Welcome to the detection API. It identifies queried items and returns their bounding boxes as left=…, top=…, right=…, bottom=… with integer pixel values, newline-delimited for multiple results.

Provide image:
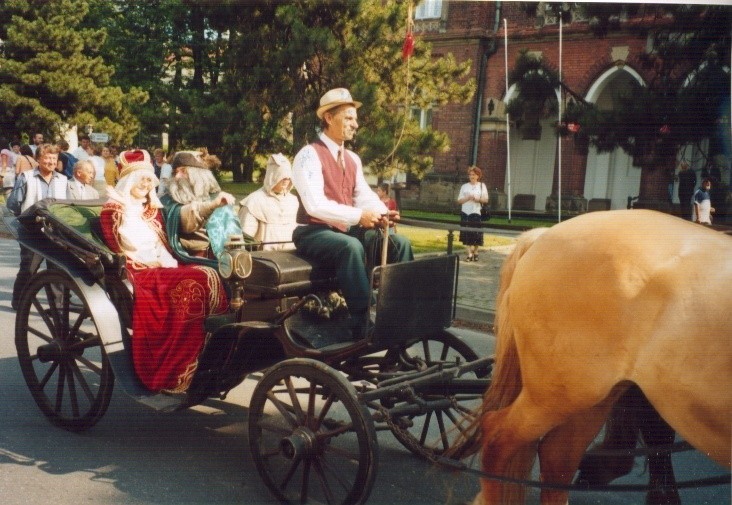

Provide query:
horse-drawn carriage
left=4, top=198, right=492, bottom=505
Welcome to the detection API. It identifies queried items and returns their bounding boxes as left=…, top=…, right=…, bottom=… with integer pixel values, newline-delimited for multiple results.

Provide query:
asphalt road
left=0, top=236, right=729, bottom=504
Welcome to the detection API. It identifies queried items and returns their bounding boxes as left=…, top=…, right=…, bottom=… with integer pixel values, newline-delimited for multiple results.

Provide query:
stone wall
left=398, top=176, right=510, bottom=214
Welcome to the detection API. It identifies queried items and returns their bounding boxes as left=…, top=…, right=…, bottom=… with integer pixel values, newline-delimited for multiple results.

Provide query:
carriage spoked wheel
left=383, top=330, right=490, bottom=461
left=15, top=270, right=114, bottom=431
left=249, top=358, right=378, bottom=505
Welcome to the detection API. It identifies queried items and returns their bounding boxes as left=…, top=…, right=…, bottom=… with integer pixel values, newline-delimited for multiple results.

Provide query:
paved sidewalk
left=451, top=244, right=513, bottom=329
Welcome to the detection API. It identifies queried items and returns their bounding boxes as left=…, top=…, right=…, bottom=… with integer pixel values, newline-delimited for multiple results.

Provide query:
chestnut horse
left=471, top=210, right=731, bottom=505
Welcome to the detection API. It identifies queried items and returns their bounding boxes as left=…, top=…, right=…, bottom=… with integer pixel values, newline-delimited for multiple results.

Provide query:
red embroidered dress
left=100, top=201, right=227, bottom=392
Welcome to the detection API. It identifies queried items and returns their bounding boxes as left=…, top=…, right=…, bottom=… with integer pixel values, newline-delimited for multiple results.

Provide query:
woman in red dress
left=100, top=149, right=227, bottom=392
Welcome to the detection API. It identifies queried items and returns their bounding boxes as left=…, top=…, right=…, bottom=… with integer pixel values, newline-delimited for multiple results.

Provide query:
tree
left=281, top=0, right=476, bottom=182
left=177, top=0, right=476, bottom=182
left=509, top=3, right=731, bottom=171
left=0, top=0, right=146, bottom=145
left=87, top=0, right=200, bottom=149
left=91, top=0, right=475, bottom=182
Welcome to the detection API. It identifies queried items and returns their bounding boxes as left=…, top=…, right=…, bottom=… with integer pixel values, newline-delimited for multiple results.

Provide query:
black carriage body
left=7, top=199, right=465, bottom=401
left=7, top=199, right=492, bottom=505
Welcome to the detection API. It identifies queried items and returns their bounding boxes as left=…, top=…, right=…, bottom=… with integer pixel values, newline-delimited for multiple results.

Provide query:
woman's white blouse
left=458, top=182, right=487, bottom=215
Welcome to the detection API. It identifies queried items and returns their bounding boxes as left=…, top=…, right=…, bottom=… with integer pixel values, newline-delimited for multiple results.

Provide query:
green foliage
left=0, top=0, right=146, bottom=144
left=505, top=50, right=560, bottom=138
left=88, top=0, right=474, bottom=182
left=342, top=2, right=475, bottom=181
left=513, top=4, right=731, bottom=169
left=87, top=0, right=204, bottom=149
left=3, top=0, right=475, bottom=179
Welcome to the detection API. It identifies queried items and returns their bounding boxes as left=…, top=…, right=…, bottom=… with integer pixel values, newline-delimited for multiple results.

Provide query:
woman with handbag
left=456, top=166, right=489, bottom=262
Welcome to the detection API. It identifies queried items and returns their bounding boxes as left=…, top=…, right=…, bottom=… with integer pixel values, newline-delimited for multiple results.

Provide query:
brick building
left=406, top=1, right=731, bottom=218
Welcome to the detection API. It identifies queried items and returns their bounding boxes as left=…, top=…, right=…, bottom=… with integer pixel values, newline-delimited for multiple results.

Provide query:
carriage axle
left=36, top=341, right=81, bottom=362
left=280, top=427, right=319, bottom=460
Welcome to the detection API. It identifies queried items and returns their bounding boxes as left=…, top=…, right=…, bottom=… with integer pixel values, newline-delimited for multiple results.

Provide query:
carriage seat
left=244, top=250, right=336, bottom=298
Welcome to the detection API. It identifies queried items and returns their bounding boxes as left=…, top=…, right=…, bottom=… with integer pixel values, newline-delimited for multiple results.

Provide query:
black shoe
left=473, top=255, right=479, bottom=262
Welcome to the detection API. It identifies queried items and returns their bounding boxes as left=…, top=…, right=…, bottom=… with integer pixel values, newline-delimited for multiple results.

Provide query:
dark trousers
left=13, top=245, right=39, bottom=309
left=293, top=225, right=413, bottom=316
left=679, top=192, right=693, bottom=221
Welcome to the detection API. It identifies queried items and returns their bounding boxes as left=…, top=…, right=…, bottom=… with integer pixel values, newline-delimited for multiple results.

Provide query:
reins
left=432, top=453, right=731, bottom=493
left=375, top=397, right=731, bottom=494
left=584, top=440, right=692, bottom=458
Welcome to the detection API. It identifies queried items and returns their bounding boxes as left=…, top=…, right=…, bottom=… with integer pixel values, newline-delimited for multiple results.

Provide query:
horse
left=464, top=209, right=731, bottom=505
left=576, top=385, right=680, bottom=505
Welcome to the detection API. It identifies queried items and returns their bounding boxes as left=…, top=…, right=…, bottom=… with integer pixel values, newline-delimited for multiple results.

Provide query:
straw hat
left=316, top=88, right=362, bottom=119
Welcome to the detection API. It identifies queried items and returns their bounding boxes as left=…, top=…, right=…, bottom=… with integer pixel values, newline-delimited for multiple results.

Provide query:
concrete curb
left=455, top=305, right=494, bottom=328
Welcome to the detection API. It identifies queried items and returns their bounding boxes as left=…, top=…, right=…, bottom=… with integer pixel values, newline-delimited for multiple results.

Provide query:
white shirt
left=292, top=133, right=386, bottom=228
left=90, top=156, right=105, bottom=181
left=71, top=146, right=90, bottom=161
left=459, top=182, right=488, bottom=215
left=157, top=162, right=173, bottom=196
left=1, top=148, right=17, bottom=168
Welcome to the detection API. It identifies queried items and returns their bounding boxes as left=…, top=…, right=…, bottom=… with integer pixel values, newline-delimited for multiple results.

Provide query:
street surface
left=0, top=236, right=729, bottom=504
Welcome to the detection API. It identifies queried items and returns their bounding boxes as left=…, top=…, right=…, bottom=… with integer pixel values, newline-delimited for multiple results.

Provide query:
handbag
left=480, top=185, right=491, bottom=221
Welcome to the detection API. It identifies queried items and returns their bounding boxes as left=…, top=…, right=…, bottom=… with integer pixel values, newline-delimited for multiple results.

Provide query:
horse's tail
left=485, top=227, right=546, bottom=409
left=448, top=227, right=548, bottom=459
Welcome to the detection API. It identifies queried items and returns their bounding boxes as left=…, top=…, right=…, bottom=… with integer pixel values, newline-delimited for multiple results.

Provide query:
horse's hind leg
left=638, top=400, right=680, bottom=505
left=576, top=387, right=641, bottom=485
left=538, top=401, right=616, bottom=505
left=480, top=404, right=544, bottom=505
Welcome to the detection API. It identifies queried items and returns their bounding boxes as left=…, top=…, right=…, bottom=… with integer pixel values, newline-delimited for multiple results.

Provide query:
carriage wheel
left=249, top=358, right=378, bottom=505
left=15, top=270, right=114, bottom=431
left=384, top=330, right=488, bottom=460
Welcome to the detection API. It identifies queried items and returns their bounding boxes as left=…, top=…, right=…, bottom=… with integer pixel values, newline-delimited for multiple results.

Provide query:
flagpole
left=558, top=17, right=563, bottom=223
left=504, top=18, right=512, bottom=223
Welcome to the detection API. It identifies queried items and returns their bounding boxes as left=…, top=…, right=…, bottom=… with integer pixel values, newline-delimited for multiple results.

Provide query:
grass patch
left=402, top=209, right=554, bottom=229
left=220, top=181, right=258, bottom=199
left=397, top=224, right=514, bottom=255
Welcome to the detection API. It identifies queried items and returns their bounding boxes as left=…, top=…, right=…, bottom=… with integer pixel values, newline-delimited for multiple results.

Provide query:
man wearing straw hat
left=292, top=87, right=413, bottom=339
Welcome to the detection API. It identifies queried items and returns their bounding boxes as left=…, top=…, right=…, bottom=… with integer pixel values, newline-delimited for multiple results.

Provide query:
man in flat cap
left=292, top=88, right=413, bottom=339
left=161, top=150, right=241, bottom=264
